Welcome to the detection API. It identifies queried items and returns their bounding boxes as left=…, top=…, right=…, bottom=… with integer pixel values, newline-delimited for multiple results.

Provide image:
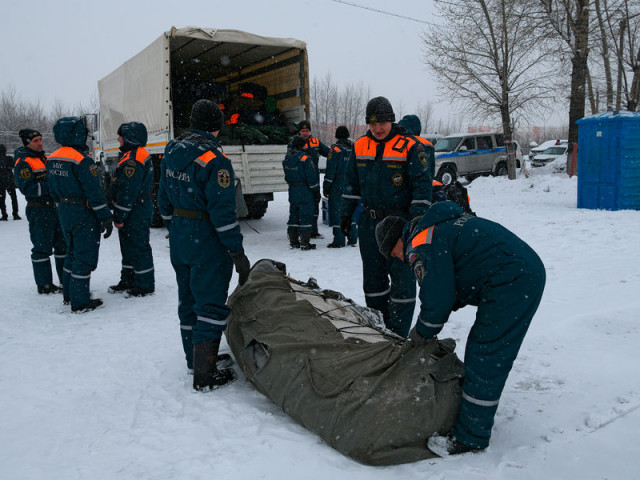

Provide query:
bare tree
left=422, top=0, right=557, bottom=179
left=538, top=0, right=591, bottom=171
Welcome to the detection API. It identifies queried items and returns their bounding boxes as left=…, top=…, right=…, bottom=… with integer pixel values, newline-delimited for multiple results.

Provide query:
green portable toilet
left=576, top=111, right=640, bottom=210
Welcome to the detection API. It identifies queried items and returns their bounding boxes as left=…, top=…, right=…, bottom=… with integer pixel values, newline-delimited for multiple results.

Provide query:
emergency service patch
left=414, top=261, right=425, bottom=285
left=124, top=166, right=135, bottom=178
left=391, top=172, right=404, bottom=187
left=419, top=150, right=428, bottom=168
left=20, top=168, right=32, bottom=180
left=217, top=169, right=231, bottom=188
left=89, top=165, right=99, bottom=177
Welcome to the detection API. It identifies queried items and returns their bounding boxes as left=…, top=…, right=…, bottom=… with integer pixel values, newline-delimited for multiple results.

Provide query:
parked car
left=531, top=144, right=569, bottom=167
left=433, top=132, right=519, bottom=184
left=528, top=139, right=568, bottom=161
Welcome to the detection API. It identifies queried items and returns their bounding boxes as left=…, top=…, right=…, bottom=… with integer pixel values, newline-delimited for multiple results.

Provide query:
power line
left=332, top=0, right=434, bottom=26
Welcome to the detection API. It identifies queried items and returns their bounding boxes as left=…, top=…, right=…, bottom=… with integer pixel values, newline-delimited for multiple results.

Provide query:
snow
left=2, top=168, right=640, bottom=480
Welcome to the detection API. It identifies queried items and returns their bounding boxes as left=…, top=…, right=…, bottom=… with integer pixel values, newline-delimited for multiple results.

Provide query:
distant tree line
left=0, top=86, right=96, bottom=155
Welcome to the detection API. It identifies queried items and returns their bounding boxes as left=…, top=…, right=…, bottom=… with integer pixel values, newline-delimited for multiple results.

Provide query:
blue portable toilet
left=576, top=111, right=640, bottom=210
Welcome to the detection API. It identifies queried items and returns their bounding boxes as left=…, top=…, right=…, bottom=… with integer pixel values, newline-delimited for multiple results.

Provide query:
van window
left=494, top=134, right=505, bottom=147
left=460, top=137, right=475, bottom=151
left=476, top=136, right=492, bottom=150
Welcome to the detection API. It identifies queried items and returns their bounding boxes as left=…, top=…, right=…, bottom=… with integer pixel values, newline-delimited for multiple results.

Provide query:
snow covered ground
left=2, top=164, right=639, bottom=479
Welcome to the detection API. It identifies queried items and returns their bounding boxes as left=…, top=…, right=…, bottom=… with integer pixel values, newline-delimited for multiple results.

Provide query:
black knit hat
left=335, top=126, right=350, bottom=139
left=375, top=216, right=408, bottom=258
left=365, top=96, right=395, bottom=124
left=297, top=120, right=311, bottom=131
left=290, top=134, right=307, bottom=149
left=19, top=128, right=42, bottom=146
left=190, top=99, right=224, bottom=132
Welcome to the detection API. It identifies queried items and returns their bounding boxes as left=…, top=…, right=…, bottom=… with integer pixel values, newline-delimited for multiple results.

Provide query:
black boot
left=299, top=231, right=316, bottom=250
left=287, top=229, right=300, bottom=248
left=124, top=286, right=155, bottom=297
left=108, top=281, right=133, bottom=293
left=0, top=214, right=7, bottom=221
left=38, top=284, right=63, bottom=294
left=71, top=298, right=104, bottom=313
left=193, top=338, right=235, bottom=391
left=13, top=214, right=21, bottom=220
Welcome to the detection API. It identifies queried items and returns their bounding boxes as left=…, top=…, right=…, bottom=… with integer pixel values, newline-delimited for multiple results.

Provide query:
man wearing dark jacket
left=289, top=120, right=329, bottom=239
left=283, top=134, right=320, bottom=250
left=13, top=130, right=66, bottom=293
left=322, top=126, right=356, bottom=248
left=0, top=143, right=21, bottom=220
left=340, top=96, right=433, bottom=337
left=108, top=122, right=155, bottom=297
left=158, top=99, right=250, bottom=391
left=47, top=117, right=113, bottom=313
left=375, top=202, right=546, bottom=455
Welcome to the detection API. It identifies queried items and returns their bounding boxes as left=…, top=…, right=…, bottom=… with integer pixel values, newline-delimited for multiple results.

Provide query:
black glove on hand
left=323, top=189, right=329, bottom=198
left=100, top=218, right=113, bottom=239
left=408, top=327, right=435, bottom=345
left=230, top=251, right=250, bottom=286
left=340, top=216, right=352, bottom=237
left=313, top=190, right=321, bottom=202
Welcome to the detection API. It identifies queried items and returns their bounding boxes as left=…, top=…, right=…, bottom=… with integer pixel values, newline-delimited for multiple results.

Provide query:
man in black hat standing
left=158, top=99, right=250, bottom=392
left=0, top=143, right=20, bottom=220
left=289, top=120, right=329, bottom=239
left=323, top=126, right=356, bottom=248
left=13, top=130, right=66, bottom=294
left=340, top=96, right=433, bottom=337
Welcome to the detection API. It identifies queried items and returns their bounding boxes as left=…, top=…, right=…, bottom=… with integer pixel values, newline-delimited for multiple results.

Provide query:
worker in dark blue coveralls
left=289, top=120, right=329, bottom=239
left=322, top=126, right=357, bottom=248
left=47, top=117, right=113, bottom=313
left=158, top=99, right=250, bottom=392
left=375, top=203, right=545, bottom=455
left=0, top=144, right=20, bottom=220
left=283, top=134, right=319, bottom=250
left=13, top=130, right=66, bottom=294
left=108, top=122, right=155, bottom=297
left=340, top=96, right=432, bottom=337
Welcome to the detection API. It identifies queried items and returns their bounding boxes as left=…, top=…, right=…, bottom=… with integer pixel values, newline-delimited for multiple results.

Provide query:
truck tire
left=435, top=164, right=457, bottom=185
left=242, top=195, right=269, bottom=219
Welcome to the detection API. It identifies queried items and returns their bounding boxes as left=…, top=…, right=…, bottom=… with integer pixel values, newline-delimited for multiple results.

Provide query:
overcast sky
left=1, top=0, right=567, bottom=129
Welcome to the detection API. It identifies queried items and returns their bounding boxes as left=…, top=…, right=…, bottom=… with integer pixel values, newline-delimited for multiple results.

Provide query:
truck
left=95, top=26, right=310, bottom=224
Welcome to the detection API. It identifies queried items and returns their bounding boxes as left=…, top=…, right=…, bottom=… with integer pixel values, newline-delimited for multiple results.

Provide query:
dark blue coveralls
left=111, top=122, right=154, bottom=291
left=283, top=146, right=319, bottom=247
left=404, top=201, right=546, bottom=449
left=288, top=135, right=329, bottom=236
left=341, top=124, right=433, bottom=337
left=14, top=145, right=66, bottom=288
left=46, top=118, right=113, bottom=308
left=158, top=129, right=244, bottom=369
left=322, top=139, right=357, bottom=246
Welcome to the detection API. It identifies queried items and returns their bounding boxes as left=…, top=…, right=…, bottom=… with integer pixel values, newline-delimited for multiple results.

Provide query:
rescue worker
left=322, top=126, right=357, bottom=248
left=289, top=120, right=329, bottom=239
left=340, top=96, right=432, bottom=337
left=157, top=99, right=250, bottom=391
left=375, top=204, right=546, bottom=455
left=13, top=130, right=66, bottom=293
left=283, top=134, right=319, bottom=250
left=397, top=114, right=435, bottom=177
left=0, top=143, right=20, bottom=220
left=108, top=122, right=155, bottom=297
left=47, top=117, right=113, bottom=313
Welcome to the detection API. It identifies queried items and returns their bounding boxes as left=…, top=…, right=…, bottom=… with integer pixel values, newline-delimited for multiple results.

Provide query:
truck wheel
left=435, top=165, right=457, bottom=185
left=243, top=196, right=269, bottom=219
left=493, top=161, right=508, bottom=177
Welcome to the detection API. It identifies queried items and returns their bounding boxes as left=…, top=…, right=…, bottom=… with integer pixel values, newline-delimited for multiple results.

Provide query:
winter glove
left=340, top=216, right=352, bottom=237
left=313, top=190, right=321, bottom=202
left=323, top=189, right=329, bottom=198
left=100, top=218, right=113, bottom=239
left=408, top=327, right=435, bottom=345
left=230, top=251, right=251, bottom=286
